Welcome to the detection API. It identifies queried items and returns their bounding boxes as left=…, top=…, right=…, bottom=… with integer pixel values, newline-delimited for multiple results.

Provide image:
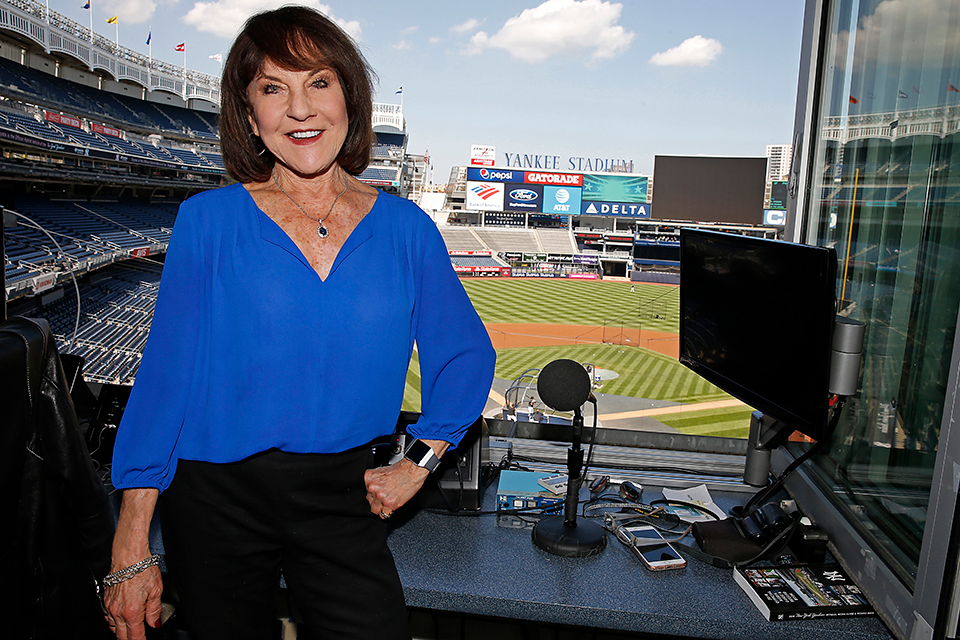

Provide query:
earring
left=250, top=132, right=269, bottom=157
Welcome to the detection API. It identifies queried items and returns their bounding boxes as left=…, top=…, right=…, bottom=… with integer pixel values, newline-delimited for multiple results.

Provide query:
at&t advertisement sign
left=542, top=187, right=582, bottom=214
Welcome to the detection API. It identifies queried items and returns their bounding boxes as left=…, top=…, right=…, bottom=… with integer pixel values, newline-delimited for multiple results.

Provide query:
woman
left=103, top=7, right=495, bottom=640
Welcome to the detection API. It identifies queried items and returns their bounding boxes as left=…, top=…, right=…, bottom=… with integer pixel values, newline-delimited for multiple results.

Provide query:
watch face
left=405, top=440, right=439, bottom=472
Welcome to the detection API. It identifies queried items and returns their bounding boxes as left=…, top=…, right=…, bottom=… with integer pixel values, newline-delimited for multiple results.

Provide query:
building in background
left=765, top=143, right=793, bottom=180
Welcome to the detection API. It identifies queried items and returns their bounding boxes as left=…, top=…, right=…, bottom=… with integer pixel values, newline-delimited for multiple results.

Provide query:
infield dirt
left=485, top=323, right=679, bottom=359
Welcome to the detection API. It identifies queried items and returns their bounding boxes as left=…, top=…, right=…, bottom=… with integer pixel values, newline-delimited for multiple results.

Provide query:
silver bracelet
left=103, top=554, right=161, bottom=587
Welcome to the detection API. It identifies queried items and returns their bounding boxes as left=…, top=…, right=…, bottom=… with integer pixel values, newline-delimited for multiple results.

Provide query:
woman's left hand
left=364, top=439, right=448, bottom=519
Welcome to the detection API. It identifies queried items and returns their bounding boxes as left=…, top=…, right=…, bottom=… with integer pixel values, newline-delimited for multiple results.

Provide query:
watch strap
left=404, top=439, right=441, bottom=473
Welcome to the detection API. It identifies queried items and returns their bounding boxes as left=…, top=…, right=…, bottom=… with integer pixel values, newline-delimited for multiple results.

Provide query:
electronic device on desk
left=496, top=470, right=565, bottom=511
left=678, top=229, right=865, bottom=567
left=679, top=228, right=841, bottom=453
left=622, top=525, right=687, bottom=571
left=384, top=412, right=487, bottom=511
left=86, top=383, right=133, bottom=467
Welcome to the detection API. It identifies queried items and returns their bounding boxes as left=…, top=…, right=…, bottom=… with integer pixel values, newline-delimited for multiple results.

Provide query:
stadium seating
left=473, top=228, right=539, bottom=253
left=450, top=256, right=503, bottom=268
left=536, top=228, right=577, bottom=253
left=359, top=166, right=400, bottom=183
left=1, top=109, right=73, bottom=142
left=438, top=227, right=486, bottom=251
left=19, top=261, right=161, bottom=384
left=0, top=57, right=219, bottom=139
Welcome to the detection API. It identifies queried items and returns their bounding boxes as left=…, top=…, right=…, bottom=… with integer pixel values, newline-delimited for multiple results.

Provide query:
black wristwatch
left=404, top=439, right=441, bottom=473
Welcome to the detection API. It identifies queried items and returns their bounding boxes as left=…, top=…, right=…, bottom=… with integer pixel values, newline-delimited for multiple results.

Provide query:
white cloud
left=463, top=0, right=634, bottom=63
left=101, top=0, right=158, bottom=25
left=182, top=1, right=361, bottom=42
left=392, top=40, right=412, bottom=51
left=450, top=18, right=482, bottom=34
left=842, top=0, right=956, bottom=66
left=649, top=35, right=722, bottom=67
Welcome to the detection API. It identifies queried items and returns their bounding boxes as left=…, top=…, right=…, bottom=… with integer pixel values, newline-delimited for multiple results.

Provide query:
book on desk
left=733, top=563, right=875, bottom=621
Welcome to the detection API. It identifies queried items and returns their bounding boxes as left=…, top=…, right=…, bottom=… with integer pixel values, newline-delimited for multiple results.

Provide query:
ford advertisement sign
left=504, top=183, right=543, bottom=212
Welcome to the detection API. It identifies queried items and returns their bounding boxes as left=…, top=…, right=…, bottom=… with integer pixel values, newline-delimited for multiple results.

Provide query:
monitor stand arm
left=743, top=411, right=794, bottom=487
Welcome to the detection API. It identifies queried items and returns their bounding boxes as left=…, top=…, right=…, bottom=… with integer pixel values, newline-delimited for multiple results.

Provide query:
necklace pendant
left=317, top=224, right=329, bottom=238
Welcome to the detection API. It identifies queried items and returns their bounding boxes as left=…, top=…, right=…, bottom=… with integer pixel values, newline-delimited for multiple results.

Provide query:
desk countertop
left=387, top=482, right=895, bottom=640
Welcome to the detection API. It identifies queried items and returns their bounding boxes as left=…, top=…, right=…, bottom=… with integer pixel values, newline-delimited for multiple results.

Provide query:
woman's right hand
left=107, top=488, right=163, bottom=639
left=104, top=566, right=163, bottom=640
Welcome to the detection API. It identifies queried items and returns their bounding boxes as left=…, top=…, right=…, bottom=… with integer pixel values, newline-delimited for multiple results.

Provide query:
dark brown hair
left=220, top=5, right=376, bottom=183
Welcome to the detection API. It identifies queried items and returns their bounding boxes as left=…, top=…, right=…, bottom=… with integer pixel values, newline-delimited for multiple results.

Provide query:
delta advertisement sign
left=581, top=202, right=653, bottom=218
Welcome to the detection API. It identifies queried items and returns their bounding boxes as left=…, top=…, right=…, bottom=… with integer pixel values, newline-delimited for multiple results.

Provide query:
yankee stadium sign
left=503, top=152, right=635, bottom=174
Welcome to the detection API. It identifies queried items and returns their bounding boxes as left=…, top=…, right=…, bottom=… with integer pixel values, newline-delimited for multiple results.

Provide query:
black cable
left=741, top=397, right=846, bottom=516
left=580, top=396, right=599, bottom=483
left=649, top=499, right=721, bottom=521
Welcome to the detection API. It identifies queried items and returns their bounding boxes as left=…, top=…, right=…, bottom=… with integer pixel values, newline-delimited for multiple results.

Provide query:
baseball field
left=402, top=277, right=752, bottom=439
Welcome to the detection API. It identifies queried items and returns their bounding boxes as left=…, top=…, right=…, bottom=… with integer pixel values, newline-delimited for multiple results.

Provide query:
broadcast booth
left=4, top=0, right=960, bottom=637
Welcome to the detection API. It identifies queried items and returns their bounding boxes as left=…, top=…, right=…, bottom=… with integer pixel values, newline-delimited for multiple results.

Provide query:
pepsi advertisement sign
left=542, top=186, right=582, bottom=215
left=504, top=183, right=543, bottom=212
left=467, top=167, right=524, bottom=182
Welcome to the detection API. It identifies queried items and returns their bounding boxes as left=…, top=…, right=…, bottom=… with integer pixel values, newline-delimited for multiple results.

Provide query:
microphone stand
left=563, top=407, right=586, bottom=526
left=532, top=405, right=607, bottom=557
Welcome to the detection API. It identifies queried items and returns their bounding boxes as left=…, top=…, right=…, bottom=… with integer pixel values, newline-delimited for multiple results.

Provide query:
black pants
left=161, top=448, right=410, bottom=640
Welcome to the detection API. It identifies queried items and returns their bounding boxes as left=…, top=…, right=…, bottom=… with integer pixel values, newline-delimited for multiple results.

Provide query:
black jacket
left=0, top=316, right=114, bottom=639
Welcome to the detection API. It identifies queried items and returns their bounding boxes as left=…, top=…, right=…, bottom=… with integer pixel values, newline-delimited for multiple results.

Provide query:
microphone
left=537, top=359, right=592, bottom=412
left=531, top=359, right=606, bottom=558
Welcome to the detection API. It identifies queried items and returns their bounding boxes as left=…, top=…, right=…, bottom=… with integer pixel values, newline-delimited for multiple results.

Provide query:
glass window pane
left=802, top=0, right=960, bottom=588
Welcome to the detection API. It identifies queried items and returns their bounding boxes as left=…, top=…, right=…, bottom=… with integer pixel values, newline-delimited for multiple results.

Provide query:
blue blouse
left=111, top=183, right=496, bottom=492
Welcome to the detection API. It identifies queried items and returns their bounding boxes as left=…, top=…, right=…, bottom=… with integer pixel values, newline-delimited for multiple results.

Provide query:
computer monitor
left=678, top=229, right=838, bottom=442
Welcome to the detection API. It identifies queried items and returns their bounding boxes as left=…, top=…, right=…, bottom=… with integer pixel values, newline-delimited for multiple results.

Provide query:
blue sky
left=54, top=0, right=806, bottom=182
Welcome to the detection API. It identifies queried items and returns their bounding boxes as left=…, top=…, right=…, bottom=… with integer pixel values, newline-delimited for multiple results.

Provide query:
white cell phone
left=624, top=525, right=687, bottom=571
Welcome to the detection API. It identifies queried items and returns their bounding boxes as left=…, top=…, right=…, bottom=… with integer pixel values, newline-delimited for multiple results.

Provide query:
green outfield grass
left=460, top=278, right=680, bottom=333
left=493, top=343, right=726, bottom=403
left=402, top=277, right=751, bottom=439
left=657, top=405, right=756, bottom=439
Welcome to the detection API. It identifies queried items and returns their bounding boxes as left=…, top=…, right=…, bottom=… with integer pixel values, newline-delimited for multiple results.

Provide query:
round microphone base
left=532, top=516, right=607, bottom=558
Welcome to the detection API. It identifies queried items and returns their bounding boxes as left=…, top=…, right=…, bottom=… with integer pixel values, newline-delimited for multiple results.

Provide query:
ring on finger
left=380, top=510, right=392, bottom=519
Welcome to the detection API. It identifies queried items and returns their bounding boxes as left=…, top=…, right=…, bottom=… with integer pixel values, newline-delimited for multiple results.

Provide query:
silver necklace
left=272, top=172, right=348, bottom=239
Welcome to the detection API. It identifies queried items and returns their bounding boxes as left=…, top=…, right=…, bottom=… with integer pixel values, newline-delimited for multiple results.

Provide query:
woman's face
left=246, top=59, right=349, bottom=180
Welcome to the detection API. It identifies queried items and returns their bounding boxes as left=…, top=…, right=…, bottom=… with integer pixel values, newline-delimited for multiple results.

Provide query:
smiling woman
left=218, top=6, right=375, bottom=183
left=103, top=6, right=495, bottom=640
left=245, top=63, right=349, bottom=182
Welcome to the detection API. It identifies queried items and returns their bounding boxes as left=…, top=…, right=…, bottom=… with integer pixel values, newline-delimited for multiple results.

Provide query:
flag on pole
left=395, top=87, right=403, bottom=95
left=175, top=43, right=185, bottom=51
left=209, top=53, right=222, bottom=62
left=146, top=31, right=151, bottom=45
left=849, top=95, right=858, bottom=104
left=82, top=2, right=90, bottom=8
left=106, top=15, right=118, bottom=24
left=898, top=90, right=908, bottom=98
left=950, top=83, right=959, bottom=93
